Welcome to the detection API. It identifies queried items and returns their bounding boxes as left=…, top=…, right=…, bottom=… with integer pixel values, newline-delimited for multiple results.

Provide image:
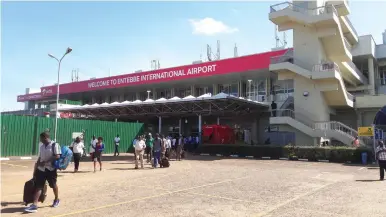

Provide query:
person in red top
left=352, top=136, right=360, bottom=147
left=92, top=137, right=105, bottom=173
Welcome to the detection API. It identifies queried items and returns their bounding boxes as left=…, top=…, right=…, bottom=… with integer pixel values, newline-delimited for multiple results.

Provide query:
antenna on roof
left=207, top=45, right=212, bottom=61
left=234, top=43, right=238, bottom=57
left=151, top=60, right=160, bottom=70
left=216, top=40, right=220, bottom=60
left=207, top=40, right=220, bottom=61
left=275, top=25, right=280, bottom=48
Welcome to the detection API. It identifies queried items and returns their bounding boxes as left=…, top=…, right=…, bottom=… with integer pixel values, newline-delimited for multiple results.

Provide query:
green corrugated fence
left=1, top=115, right=143, bottom=157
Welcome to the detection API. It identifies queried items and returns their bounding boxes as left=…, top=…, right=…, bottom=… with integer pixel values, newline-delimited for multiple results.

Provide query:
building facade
left=13, top=0, right=386, bottom=146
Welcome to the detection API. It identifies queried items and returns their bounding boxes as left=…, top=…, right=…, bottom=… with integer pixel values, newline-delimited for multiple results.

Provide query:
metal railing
left=270, top=1, right=338, bottom=16
left=272, top=109, right=373, bottom=146
left=271, top=109, right=316, bottom=129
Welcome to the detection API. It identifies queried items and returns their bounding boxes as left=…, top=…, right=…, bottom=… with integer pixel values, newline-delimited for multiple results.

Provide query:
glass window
left=379, top=66, right=386, bottom=86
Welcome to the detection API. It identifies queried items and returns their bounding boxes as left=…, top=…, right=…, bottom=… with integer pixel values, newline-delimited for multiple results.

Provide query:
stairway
left=270, top=109, right=371, bottom=146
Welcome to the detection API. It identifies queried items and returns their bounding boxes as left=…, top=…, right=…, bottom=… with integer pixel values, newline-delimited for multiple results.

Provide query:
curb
left=1, top=156, right=37, bottom=161
left=196, top=154, right=334, bottom=164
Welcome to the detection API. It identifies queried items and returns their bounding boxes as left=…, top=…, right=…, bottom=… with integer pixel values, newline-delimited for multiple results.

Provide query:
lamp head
left=65, top=47, right=72, bottom=54
left=48, top=53, right=55, bottom=59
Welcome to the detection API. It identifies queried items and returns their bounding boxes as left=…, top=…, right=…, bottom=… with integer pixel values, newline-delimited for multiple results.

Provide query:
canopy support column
left=158, top=116, right=162, bottom=134
left=217, top=117, right=220, bottom=125
left=179, top=119, right=182, bottom=135
left=198, top=114, right=202, bottom=144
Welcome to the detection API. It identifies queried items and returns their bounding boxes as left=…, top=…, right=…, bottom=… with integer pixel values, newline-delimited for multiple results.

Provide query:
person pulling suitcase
left=25, top=132, right=62, bottom=213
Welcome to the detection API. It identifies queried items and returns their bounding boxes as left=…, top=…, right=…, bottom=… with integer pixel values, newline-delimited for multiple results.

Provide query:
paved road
left=1, top=154, right=384, bottom=217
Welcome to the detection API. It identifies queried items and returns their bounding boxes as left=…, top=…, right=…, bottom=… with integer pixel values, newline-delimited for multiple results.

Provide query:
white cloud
left=189, top=18, right=239, bottom=36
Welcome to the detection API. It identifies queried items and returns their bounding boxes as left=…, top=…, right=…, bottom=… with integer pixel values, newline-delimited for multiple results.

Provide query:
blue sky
left=1, top=1, right=386, bottom=111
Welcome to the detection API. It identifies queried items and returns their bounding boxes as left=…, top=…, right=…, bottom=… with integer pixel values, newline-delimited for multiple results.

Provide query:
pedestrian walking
left=134, top=136, right=146, bottom=169
left=176, top=134, right=184, bottom=161
left=152, top=133, right=162, bottom=168
left=145, top=133, right=154, bottom=163
left=165, top=136, right=172, bottom=158
left=376, top=141, right=386, bottom=181
left=92, top=137, right=105, bottom=173
left=70, top=137, right=84, bottom=173
left=25, top=132, right=61, bottom=213
left=114, top=134, right=120, bottom=156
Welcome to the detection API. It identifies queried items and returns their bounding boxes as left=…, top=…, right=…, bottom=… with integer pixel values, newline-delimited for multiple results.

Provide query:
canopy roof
left=58, top=93, right=269, bottom=119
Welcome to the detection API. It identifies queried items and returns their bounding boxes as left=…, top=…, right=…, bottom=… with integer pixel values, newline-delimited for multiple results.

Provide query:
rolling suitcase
left=160, top=158, right=170, bottom=168
left=23, top=169, right=48, bottom=206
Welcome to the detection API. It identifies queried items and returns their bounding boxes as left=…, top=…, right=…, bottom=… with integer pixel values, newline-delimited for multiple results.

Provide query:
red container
left=202, top=125, right=235, bottom=144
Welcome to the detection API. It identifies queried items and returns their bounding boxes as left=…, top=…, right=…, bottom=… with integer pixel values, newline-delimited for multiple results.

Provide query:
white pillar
left=178, top=119, right=182, bottom=135
left=158, top=116, right=162, bottom=134
left=115, top=118, right=117, bottom=122
left=368, top=57, right=375, bottom=95
left=198, top=115, right=202, bottom=143
left=217, top=117, right=220, bottom=125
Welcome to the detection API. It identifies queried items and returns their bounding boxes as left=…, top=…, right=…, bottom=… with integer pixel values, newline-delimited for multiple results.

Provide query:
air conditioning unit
left=135, top=70, right=143, bottom=73
left=90, top=77, right=96, bottom=80
left=192, top=60, right=203, bottom=64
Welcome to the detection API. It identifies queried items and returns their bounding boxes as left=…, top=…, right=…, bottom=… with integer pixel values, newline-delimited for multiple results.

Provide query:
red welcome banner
left=17, top=93, right=47, bottom=102
left=17, top=49, right=289, bottom=101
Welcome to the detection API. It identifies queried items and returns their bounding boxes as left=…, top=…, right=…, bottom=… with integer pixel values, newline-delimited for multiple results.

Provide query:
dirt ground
left=1, top=154, right=385, bottom=217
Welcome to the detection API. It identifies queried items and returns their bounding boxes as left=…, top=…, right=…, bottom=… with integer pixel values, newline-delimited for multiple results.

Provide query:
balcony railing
left=270, top=1, right=338, bottom=16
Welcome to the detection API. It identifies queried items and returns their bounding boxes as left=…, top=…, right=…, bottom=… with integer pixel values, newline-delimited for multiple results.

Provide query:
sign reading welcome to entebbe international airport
left=87, top=64, right=217, bottom=89
left=15, top=49, right=290, bottom=101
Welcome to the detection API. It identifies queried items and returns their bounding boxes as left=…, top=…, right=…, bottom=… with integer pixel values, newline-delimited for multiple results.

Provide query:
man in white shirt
left=25, top=132, right=61, bottom=213
left=134, top=136, right=146, bottom=169
left=114, top=134, right=120, bottom=157
left=165, top=136, right=172, bottom=158
left=70, top=137, right=84, bottom=173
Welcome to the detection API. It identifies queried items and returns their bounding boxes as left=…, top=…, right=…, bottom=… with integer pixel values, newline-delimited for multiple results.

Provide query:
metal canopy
left=58, top=94, right=269, bottom=120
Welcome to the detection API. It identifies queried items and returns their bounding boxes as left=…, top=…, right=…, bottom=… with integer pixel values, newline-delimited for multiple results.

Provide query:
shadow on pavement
left=1, top=201, right=23, bottom=207
left=58, top=171, right=92, bottom=174
left=355, top=179, right=383, bottom=182
left=0, top=207, right=26, bottom=214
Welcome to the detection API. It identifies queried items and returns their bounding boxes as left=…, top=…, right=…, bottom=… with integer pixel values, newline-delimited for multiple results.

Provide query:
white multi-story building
left=268, top=0, right=386, bottom=145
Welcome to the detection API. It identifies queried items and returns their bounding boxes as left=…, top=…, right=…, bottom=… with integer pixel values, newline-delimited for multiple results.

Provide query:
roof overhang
left=58, top=93, right=269, bottom=120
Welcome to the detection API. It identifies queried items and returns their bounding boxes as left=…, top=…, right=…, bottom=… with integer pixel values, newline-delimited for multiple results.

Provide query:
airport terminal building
left=13, top=0, right=386, bottom=146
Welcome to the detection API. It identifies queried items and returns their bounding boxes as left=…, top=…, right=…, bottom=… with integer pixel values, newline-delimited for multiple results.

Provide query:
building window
left=246, top=79, right=267, bottom=101
left=219, top=83, right=238, bottom=97
left=176, top=87, right=191, bottom=98
left=379, top=66, right=386, bottom=86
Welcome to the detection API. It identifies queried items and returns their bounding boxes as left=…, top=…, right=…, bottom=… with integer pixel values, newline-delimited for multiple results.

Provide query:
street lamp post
left=48, top=47, right=72, bottom=142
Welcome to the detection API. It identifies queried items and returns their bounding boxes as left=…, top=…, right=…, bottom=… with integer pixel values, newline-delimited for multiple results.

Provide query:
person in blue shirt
left=92, top=137, right=105, bottom=173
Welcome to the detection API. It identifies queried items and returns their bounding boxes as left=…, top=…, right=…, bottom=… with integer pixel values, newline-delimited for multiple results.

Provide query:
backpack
left=52, top=143, right=73, bottom=170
